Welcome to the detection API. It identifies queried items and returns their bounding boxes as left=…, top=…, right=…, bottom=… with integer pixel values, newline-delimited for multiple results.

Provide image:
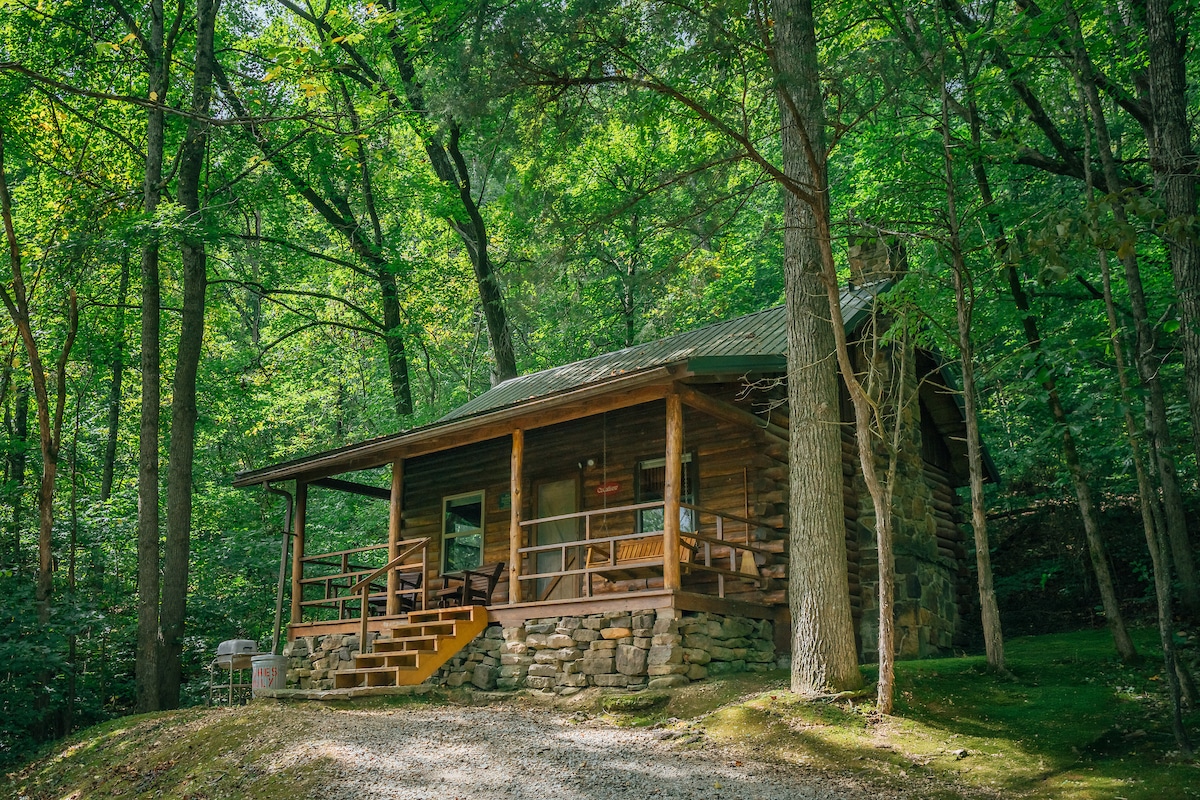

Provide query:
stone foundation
left=281, top=610, right=776, bottom=693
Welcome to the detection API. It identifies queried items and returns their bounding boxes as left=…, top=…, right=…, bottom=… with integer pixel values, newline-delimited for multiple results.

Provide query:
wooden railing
left=516, top=503, right=771, bottom=599
left=349, top=538, right=431, bottom=653
left=298, top=538, right=429, bottom=624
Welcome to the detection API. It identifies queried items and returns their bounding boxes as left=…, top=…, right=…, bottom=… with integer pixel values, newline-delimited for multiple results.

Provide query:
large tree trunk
left=1144, top=0, right=1200, bottom=470
left=135, top=0, right=167, bottom=714
left=159, top=0, right=220, bottom=710
left=101, top=254, right=130, bottom=502
left=773, top=0, right=862, bottom=696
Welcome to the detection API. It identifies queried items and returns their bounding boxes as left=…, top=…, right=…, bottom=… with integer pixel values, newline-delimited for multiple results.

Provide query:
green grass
left=2, top=704, right=329, bottom=800
left=696, top=628, right=1200, bottom=798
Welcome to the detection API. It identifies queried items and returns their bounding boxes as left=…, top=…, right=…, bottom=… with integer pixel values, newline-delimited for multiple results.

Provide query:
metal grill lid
left=216, top=639, right=258, bottom=657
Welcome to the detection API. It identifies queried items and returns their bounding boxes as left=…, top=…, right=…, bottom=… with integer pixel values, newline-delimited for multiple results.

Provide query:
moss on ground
left=3, top=704, right=327, bottom=800
left=695, top=628, right=1200, bottom=799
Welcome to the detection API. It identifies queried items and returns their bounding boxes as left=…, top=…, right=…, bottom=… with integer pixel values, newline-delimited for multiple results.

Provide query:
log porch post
left=386, top=457, right=404, bottom=615
left=290, top=481, right=307, bottom=625
left=664, top=392, right=683, bottom=591
left=509, top=428, right=524, bottom=603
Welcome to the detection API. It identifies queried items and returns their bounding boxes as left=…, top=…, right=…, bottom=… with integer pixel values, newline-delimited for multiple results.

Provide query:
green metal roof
left=441, top=284, right=882, bottom=423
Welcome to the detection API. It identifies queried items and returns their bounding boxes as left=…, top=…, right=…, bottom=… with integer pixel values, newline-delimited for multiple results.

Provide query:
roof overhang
left=232, top=364, right=686, bottom=488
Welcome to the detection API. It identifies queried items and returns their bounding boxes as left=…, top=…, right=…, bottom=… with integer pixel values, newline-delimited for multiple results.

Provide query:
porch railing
left=297, top=538, right=429, bottom=624
left=516, top=503, right=772, bottom=600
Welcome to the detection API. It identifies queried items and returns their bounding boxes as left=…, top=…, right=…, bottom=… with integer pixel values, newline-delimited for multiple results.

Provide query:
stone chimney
left=847, top=234, right=907, bottom=288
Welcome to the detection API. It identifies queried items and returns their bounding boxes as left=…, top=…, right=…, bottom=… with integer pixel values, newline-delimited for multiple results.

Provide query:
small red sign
left=596, top=482, right=621, bottom=495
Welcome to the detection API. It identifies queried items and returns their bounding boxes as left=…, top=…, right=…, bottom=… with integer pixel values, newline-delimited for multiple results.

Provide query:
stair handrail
left=349, top=537, right=430, bottom=654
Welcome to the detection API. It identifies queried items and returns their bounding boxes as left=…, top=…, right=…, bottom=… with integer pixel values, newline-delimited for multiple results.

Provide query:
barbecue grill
left=208, top=639, right=259, bottom=706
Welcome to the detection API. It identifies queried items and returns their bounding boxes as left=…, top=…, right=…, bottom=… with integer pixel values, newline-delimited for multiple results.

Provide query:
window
left=636, top=454, right=696, bottom=533
left=442, top=492, right=484, bottom=573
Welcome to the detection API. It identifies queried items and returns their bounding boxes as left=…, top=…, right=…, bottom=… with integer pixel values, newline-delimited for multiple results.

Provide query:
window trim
left=441, top=490, right=486, bottom=574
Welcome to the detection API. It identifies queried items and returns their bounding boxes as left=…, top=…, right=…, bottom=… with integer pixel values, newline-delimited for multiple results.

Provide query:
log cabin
left=234, top=281, right=991, bottom=692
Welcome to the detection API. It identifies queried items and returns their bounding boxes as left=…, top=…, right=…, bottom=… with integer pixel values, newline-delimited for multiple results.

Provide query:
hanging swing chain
left=600, top=411, right=609, bottom=535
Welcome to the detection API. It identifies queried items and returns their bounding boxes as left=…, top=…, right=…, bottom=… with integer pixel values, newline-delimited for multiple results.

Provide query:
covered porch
left=234, top=372, right=790, bottom=647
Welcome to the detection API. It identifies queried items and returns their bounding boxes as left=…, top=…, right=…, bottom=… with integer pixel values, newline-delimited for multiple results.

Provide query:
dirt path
left=265, top=705, right=884, bottom=800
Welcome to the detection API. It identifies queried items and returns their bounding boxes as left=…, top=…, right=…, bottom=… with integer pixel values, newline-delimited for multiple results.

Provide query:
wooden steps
left=333, top=606, right=489, bottom=689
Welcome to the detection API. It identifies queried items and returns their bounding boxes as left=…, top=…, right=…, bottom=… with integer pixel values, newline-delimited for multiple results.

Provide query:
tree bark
left=213, top=63, right=414, bottom=415
left=1143, top=0, right=1200, bottom=470
left=773, top=0, right=863, bottom=697
left=0, top=127, right=80, bottom=628
left=8, top=383, right=27, bottom=567
left=159, top=0, right=220, bottom=710
left=101, top=254, right=130, bottom=502
left=381, top=23, right=518, bottom=383
left=135, top=0, right=167, bottom=713
left=1097, top=246, right=1191, bottom=750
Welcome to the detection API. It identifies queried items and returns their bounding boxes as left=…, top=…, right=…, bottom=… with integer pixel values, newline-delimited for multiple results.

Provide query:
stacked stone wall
left=439, top=610, right=776, bottom=694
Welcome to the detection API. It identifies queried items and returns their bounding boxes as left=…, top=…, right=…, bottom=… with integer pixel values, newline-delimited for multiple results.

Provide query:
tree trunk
left=1010, top=262, right=1137, bottom=661
left=213, top=63, right=415, bottom=416
left=8, top=383, right=27, bottom=567
left=66, top=402, right=80, bottom=735
left=1097, top=247, right=1191, bottom=750
left=101, top=254, right=130, bottom=502
left=385, top=34, right=518, bottom=383
left=1143, top=0, right=1200, bottom=469
left=0, top=129, right=80, bottom=735
left=445, top=125, right=517, bottom=385
left=941, top=82, right=1004, bottom=673
left=773, top=0, right=863, bottom=696
left=159, top=0, right=220, bottom=710
left=136, top=0, right=167, bottom=713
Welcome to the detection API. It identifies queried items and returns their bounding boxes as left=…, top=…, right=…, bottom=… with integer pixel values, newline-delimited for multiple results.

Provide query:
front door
left=535, top=477, right=580, bottom=601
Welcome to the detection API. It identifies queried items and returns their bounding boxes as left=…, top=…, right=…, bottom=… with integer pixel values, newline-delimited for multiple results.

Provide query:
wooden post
left=386, top=458, right=404, bottom=616
left=664, top=393, right=683, bottom=592
left=509, top=428, right=524, bottom=604
left=290, top=481, right=307, bottom=625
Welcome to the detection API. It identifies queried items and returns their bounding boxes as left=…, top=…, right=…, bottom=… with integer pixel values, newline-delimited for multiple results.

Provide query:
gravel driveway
left=268, top=705, right=882, bottom=800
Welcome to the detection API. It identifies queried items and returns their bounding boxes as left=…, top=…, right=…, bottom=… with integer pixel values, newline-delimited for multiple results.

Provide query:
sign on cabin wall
left=498, top=492, right=511, bottom=510
left=596, top=482, right=621, bottom=496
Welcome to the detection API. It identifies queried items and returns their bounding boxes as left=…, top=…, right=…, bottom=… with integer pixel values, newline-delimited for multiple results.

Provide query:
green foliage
left=0, top=0, right=1195, bottom=769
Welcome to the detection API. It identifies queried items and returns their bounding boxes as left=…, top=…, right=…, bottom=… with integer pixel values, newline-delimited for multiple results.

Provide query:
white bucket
left=251, top=654, right=288, bottom=696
